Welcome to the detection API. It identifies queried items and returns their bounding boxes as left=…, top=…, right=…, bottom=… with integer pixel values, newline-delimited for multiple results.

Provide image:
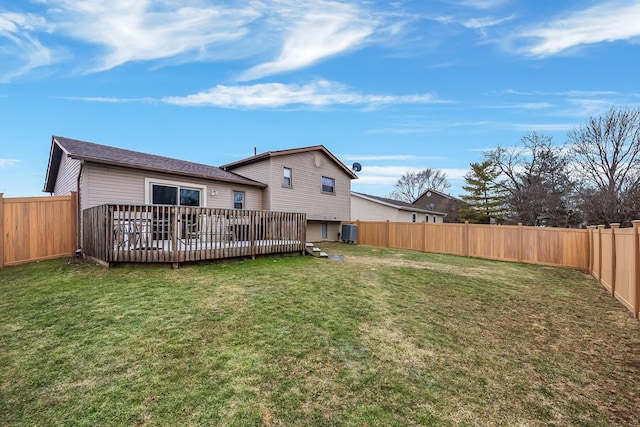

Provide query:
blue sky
left=1, top=0, right=639, bottom=198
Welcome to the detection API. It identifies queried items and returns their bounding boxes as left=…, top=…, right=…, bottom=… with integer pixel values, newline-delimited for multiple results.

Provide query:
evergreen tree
left=459, top=160, right=508, bottom=224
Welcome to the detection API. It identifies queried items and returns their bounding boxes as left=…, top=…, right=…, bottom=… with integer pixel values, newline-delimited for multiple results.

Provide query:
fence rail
left=347, top=220, right=639, bottom=318
left=0, top=193, right=78, bottom=267
left=82, top=204, right=307, bottom=265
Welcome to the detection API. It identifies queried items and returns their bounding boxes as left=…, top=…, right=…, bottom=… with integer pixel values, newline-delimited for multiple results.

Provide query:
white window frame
left=282, top=167, right=292, bottom=188
left=233, top=191, right=245, bottom=210
left=321, top=223, right=328, bottom=239
left=321, top=176, right=335, bottom=194
left=144, top=177, right=207, bottom=206
left=412, top=212, right=417, bottom=223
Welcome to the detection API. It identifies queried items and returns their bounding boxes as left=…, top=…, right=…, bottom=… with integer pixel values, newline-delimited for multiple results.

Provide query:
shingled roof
left=44, top=136, right=266, bottom=193
left=221, top=145, right=358, bottom=180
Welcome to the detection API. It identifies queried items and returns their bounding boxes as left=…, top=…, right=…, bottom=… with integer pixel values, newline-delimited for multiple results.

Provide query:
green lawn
left=1, top=243, right=639, bottom=426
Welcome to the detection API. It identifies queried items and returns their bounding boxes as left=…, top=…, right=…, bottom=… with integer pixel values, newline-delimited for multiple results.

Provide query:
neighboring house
left=351, top=192, right=446, bottom=223
left=44, top=136, right=356, bottom=243
left=413, top=188, right=465, bottom=223
left=221, top=146, right=358, bottom=241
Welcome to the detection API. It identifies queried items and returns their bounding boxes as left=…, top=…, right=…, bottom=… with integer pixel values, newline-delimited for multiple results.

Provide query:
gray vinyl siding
left=234, top=151, right=351, bottom=221
left=307, top=221, right=341, bottom=242
left=225, top=162, right=272, bottom=210
left=351, top=196, right=407, bottom=222
left=53, top=155, right=80, bottom=196
left=269, top=152, right=351, bottom=221
left=351, top=196, right=445, bottom=223
left=82, top=163, right=263, bottom=211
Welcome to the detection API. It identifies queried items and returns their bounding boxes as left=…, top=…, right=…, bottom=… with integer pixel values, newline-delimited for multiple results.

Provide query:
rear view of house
left=43, top=136, right=360, bottom=265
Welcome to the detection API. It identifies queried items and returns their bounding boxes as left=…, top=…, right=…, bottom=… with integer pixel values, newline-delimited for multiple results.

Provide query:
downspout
left=76, top=160, right=84, bottom=251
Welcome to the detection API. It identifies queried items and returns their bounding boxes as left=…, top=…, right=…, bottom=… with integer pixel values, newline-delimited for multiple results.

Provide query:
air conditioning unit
left=341, top=224, right=358, bottom=243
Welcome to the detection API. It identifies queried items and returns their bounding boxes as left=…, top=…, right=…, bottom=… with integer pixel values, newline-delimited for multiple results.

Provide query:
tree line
left=390, top=107, right=640, bottom=227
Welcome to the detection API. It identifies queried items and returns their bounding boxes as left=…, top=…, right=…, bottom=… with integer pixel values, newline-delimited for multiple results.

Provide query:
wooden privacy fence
left=588, top=222, right=640, bottom=318
left=0, top=193, right=78, bottom=267
left=347, top=221, right=590, bottom=269
left=347, top=220, right=640, bottom=318
left=83, top=204, right=307, bottom=266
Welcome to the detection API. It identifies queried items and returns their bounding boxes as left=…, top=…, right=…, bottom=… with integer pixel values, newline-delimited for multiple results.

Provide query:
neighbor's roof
left=221, top=145, right=358, bottom=179
left=43, top=136, right=267, bottom=193
left=351, top=191, right=447, bottom=216
left=414, top=188, right=464, bottom=204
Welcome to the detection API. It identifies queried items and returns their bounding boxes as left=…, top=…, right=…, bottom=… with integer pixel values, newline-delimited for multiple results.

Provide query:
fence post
left=517, top=223, right=523, bottom=263
left=632, top=220, right=640, bottom=319
left=70, top=191, right=79, bottom=251
left=0, top=193, right=4, bottom=268
left=386, top=220, right=390, bottom=248
left=610, top=223, right=620, bottom=297
left=597, top=225, right=605, bottom=285
left=586, top=225, right=596, bottom=274
left=464, top=221, right=469, bottom=257
left=423, top=221, right=427, bottom=253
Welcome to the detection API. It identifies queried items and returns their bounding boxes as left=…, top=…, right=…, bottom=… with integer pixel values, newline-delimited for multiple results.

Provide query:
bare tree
left=486, top=132, right=579, bottom=227
left=568, top=107, right=640, bottom=226
left=389, top=168, right=450, bottom=203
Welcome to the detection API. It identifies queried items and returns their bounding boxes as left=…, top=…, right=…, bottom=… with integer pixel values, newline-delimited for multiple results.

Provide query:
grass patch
left=1, top=244, right=639, bottom=426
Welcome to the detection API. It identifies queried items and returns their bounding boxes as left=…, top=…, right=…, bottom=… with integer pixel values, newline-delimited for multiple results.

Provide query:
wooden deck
left=82, top=205, right=306, bottom=265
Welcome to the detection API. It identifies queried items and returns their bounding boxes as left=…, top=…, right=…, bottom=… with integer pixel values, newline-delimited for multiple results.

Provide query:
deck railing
left=82, top=205, right=306, bottom=264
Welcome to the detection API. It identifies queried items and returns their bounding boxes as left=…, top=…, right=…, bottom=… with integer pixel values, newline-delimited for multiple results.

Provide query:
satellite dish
left=352, top=162, right=362, bottom=172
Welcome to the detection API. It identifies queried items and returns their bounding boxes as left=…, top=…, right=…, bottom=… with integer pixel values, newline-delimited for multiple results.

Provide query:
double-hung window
left=283, top=167, right=292, bottom=188
left=233, top=191, right=245, bottom=209
left=321, top=176, right=335, bottom=194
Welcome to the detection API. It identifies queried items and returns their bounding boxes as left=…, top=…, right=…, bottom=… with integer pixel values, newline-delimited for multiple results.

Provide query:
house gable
left=414, top=189, right=464, bottom=223
left=222, top=146, right=356, bottom=221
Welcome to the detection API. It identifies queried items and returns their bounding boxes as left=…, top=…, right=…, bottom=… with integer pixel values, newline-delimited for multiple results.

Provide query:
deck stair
left=305, top=242, right=328, bottom=258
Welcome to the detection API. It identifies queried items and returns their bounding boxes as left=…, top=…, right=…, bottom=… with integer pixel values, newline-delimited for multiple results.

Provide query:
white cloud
left=340, top=154, right=444, bottom=161
left=40, top=0, right=260, bottom=72
left=0, top=12, right=52, bottom=81
left=463, top=15, right=514, bottom=29
left=518, top=1, right=640, bottom=56
left=237, top=1, right=375, bottom=81
left=488, top=102, right=552, bottom=109
left=509, top=123, right=576, bottom=132
left=0, top=159, right=21, bottom=168
left=355, top=165, right=468, bottom=186
left=162, top=80, right=440, bottom=108
left=457, top=0, right=510, bottom=9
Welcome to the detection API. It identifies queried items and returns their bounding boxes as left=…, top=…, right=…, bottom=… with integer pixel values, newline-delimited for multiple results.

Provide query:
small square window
left=233, top=191, right=245, bottom=209
left=283, top=167, right=292, bottom=188
left=322, top=177, right=335, bottom=194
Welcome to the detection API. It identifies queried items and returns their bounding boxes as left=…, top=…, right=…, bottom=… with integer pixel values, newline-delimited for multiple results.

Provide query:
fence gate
left=0, top=193, right=78, bottom=268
